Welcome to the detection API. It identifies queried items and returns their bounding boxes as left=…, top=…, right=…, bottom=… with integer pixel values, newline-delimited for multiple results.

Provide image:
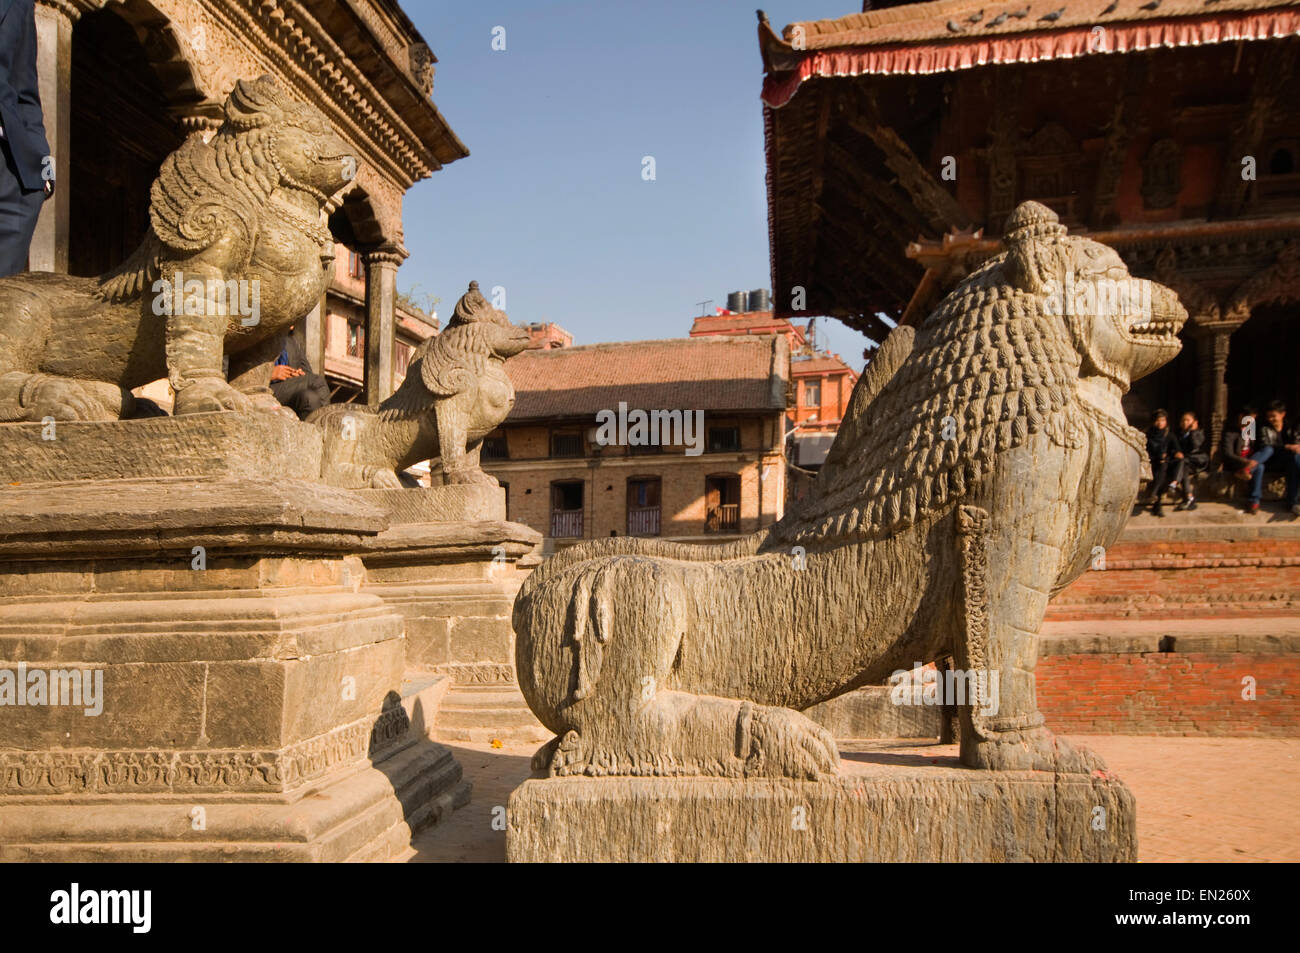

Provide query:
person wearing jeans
left=1221, top=406, right=1273, bottom=514
left=1261, top=401, right=1300, bottom=517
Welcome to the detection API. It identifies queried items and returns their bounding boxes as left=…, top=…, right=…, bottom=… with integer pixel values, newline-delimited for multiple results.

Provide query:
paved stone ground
left=404, top=735, right=1300, bottom=863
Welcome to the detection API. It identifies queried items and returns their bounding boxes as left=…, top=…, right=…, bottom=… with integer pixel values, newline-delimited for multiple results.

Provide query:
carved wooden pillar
left=1193, top=322, right=1235, bottom=453
left=29, top=0, right=79, bottom=273
left=363, top=245, right=405, bottom=405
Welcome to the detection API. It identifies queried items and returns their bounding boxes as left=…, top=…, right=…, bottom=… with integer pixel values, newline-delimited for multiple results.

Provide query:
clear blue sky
left=398, top=0, right=870, bottom=371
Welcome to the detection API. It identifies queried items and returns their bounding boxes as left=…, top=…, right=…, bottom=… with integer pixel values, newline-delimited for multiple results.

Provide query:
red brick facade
left=1039, top=653, right=1299, bottom=737
left=1038, top=536, right=1300, bottom=736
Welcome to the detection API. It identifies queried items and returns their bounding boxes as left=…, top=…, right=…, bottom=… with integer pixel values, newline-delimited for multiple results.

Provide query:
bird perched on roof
left=1009, top=6, right=1030, bottom=17
left=1101, top=0, right=1118, bottom=12
left=1138, top=0, right=1161, bottom=8
left=1040, top=6, right=1065, bottom=20
left=988, top=11, right=1008, bottom=25
left=947, top=19, right=964, bottom=31
left=968, top=9, right=984, bottom=21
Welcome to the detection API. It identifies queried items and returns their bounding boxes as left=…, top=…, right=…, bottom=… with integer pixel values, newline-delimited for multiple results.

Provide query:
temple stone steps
left=427, top=684, right=551, bottom=745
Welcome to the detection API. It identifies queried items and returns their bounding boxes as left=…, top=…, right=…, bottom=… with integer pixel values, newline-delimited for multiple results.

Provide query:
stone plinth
left=358, top=518, right=549, bottom=744
left=507, top=746, right=1136, bottom=863
left=0, top=478, right=468, bottom=861
left=0, top=412, right=322, bottom=484
left=354, top=485, right=505, bottom=523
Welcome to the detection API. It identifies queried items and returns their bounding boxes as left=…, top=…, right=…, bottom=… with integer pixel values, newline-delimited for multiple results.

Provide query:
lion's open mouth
left=1125, top=282, right=1186, bottom=347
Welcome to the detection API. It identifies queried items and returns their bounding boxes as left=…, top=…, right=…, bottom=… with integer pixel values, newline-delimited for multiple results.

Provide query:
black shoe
left=1153, top=502, right=1165, bottom=517
left=1185, top=500, right=1198, bottom=511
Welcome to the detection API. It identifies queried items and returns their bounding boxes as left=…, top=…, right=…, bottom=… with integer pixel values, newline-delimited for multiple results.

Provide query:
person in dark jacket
left=1261, top=400, right=1300, bottom=517
left=0, top=0, right=54, bottom=277
left=1221, top=405, right=1273, bottom=514
left=1171, top=410, right=1209, bottom=511
left=271, top=325, right=331, bottom=419
left=1145, top=408, right=1177, bottom=517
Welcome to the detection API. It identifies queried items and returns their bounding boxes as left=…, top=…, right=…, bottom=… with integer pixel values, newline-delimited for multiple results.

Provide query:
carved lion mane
left=773, top=202, right=1087, bottom=546
left=95, top=75, right=335, bottom=303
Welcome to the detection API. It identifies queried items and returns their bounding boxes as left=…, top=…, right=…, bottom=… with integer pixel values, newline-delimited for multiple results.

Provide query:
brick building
left=482, top=336, right=791, bottom=550
left=317, top=244, right=438, bottom=403
left=689, top=303, right=859, bottom=470
left=524, top=321, right=573, bottom=350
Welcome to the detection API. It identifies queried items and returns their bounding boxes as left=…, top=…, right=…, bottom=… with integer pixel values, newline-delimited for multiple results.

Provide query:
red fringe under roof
left=762, top=9, right=1300, bottom=107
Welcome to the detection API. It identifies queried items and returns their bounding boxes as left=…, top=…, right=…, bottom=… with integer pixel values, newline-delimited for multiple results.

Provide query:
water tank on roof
left=726, top=291, right=748, bottom=313
left=749, top=289, right=771, bottom=312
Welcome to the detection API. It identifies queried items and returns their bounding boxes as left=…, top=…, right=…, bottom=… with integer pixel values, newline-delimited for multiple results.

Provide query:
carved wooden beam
left=846, top=91, right=971, bottom=234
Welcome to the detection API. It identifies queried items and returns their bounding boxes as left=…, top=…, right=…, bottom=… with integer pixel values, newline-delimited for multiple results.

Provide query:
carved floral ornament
left=1225, top=241, right=1300, bottom=323
left=1154, top=245, right=1221, bottom=325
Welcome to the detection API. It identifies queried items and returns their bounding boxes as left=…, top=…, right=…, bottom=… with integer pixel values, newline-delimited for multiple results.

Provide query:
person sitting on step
left=1260, top=400, right=1300, bottom=518
left=1144, top=408, right=1176, bottom=517
left=1171, top=409, right=1209, bottom=511
left=1221, top=405, right=1273, bottom=515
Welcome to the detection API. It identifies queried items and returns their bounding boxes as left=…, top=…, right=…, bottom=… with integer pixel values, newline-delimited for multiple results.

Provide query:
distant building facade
left=482, top=336, right=791, bottom=551
left=319, top=244, right=437, bottom=403
left=524, top=322, right=573, bottom=350
left=689, top=297, right=859, bottom=471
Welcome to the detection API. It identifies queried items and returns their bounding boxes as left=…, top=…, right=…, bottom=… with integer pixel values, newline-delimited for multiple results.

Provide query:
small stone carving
left=513, top=202, right=1187, bottom=780
left=0, top=76, right=356, bottom=422
left=311, top=282, right=529, bottom=489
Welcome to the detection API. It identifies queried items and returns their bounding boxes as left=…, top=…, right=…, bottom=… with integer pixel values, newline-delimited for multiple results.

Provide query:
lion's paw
left=22, top=379, right=117, bottom=422
left=965, top=726, right=1107, bottom=775
left=174, top=378, right=256, bottom=415
left=443, top=467, right=499, bottom=487
left=739, top=703, right=839, bottom=780
left=369, top=468, right=403, bottom=489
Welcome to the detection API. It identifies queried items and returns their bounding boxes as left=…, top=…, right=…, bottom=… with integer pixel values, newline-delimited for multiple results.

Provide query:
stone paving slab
left=405, top=736, right=1300, bottom=863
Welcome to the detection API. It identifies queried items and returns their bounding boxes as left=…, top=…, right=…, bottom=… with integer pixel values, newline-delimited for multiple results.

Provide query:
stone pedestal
left=356, top=500, right=549, bottom=744
left=0, top=477, right=468, bottom=861
left=506, top=746, right=1136, bottom=862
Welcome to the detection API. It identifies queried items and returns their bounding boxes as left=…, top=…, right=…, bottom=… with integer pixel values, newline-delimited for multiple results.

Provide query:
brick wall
left=1039, top=652, right=1299, bottom=736
left=1047, top=539, right=1300, bottom=620
left=1039, top=535, right=1300, bottom=736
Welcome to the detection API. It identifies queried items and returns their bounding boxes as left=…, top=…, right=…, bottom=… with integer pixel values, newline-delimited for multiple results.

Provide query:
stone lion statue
left=311, top=281, right=529, bottom=489
left=0, top=76, right=355, bottom=422
left=513, top=202, right=1187, bottom=780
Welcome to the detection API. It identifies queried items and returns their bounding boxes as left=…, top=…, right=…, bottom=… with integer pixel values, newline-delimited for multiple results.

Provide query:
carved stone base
left=0, top=478, right=468, bottom=861
left=0, top=735, right=470, bottom=861
left=0, top=412, right=323, bottom=483
left=357, top=518, right=547, bottom=743
left=506, top=749, right=1136, bottom=862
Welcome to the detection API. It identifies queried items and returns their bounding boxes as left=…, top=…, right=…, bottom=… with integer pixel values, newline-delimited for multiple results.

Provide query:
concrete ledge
left=506, top=749, right=1135, bottom=862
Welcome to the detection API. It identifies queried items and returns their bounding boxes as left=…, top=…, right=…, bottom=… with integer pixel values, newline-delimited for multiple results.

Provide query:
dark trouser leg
left=0, top=141, right=45, bottom=279
left=271, top=374, right=329, bottom=420
left=1248, top=446, right=1274, bottom=504
left=1285, top=451, right=1300, bottom=507
left=1149, top=456, right=1170, bottom=502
